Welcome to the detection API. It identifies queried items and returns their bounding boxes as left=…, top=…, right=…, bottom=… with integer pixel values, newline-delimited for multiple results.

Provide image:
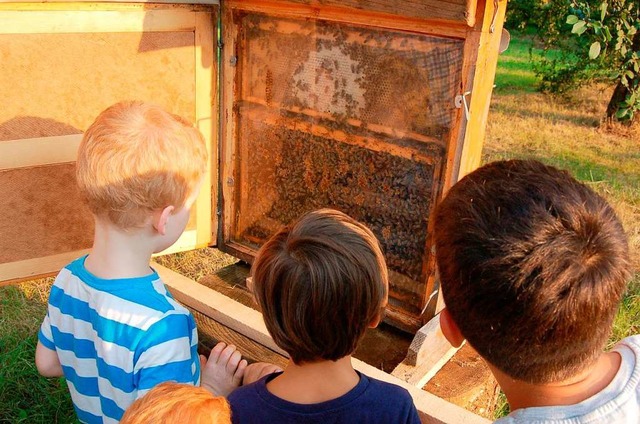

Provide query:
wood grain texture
left=190, top=308, right=288, bottom=368
left=0, top=135, right=81, bottom=171
left=0, top=249, right=89, bottom=286
left=228, top=0, right=476, bottom=30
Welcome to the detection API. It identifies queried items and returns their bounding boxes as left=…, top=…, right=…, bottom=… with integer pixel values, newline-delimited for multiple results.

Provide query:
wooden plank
left=240, top=104, right=443, bottom=165
left=0, top=134, right=81, bottom=171
left=219, top=5, right=239, bottom=249
left=244, top=97, right=447, bottom=149
left=0, top=10, right=197, bottom=33
left=392, top=313, right=461, bottom=387
left=2, top=0, right=219, bottom=3
left=225, top=0, right=468, bottom=38
left=277, top=0, right=475, bottom=26
left=194, top=11, right=216, bottom=248
left=190, top=308, right=289, bottom=369
left=154, top=262, right=289, bottom=357
left=0, top=2, right=215, bottom=12
left=355, top=359, right=490, bottom=424
left=156, top=262, right=489, bottom=423
left=457, top=0, right=507, bottom=179
left=0, top=249, right=89, bottom=287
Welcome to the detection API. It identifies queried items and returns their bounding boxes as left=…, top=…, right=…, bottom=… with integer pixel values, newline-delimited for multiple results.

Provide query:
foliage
left=506, top=0, right=640, bottom=121
left=566, top=0, right=640, bottom=120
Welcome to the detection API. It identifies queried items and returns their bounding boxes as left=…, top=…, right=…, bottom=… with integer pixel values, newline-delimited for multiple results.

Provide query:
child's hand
left=200, top=342, right=247, bottom=397
left=242, top=362, right=283, bottom=385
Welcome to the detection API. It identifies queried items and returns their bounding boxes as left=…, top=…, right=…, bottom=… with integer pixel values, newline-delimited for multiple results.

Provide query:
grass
left=0, top=32, right=638, bottom=422
left=0, top=279, right=75, bottom=423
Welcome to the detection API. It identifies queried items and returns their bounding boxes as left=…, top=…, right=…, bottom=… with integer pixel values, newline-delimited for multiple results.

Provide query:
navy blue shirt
left=228, top=371, right=421, bottom=423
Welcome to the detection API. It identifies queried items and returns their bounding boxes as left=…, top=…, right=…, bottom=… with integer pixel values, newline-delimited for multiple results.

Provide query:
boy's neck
left=266, top=356, right=360, bottom=404
left=84, top=217, right=156, bottom=279
left=493, top=350, right=621, bottom=411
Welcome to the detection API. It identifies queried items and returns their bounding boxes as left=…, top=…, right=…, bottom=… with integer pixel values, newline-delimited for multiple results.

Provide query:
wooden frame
left=0, top=5, right=217, bottom=284
left=217, top=0, right=507, bottom=333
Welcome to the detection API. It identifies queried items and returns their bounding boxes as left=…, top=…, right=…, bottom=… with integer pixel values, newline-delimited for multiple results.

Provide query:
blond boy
left=35, top=101, right=245, bottom=423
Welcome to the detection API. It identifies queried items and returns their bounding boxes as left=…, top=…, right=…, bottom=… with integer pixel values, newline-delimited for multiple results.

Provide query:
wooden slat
left=0, top=249, right=89, bottom=287
left=156, top=262, right=489, bottom=424
left=155, top=262, right=289, bottom=357
left=190, top=308, right=289, bottom=369
left=219, top=5, right=239, bottom=249
left=279, top=0, right=474, bottom=25
left=392, top=313, right=461, bottom=387
left=194, top=11, right=216, bottom=248
left=0, top=134, right=81, bottom=171
left=2, top=0, right=219, bottom=3
left=227, top=0, right=473, bottom=36
left=457, top=0, right=508, bottom=179
left=0, top=10, right=197, bottom=33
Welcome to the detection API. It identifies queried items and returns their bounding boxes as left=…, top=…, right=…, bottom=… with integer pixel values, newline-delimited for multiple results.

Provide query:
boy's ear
left=440, top=307, right=465, bottom=348
left=368, top=306, right=386, bottom=329
left=152, top=205, right=175, bottom=236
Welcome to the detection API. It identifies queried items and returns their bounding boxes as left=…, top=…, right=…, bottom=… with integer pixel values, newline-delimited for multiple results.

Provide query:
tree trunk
left=606, top=31, right=640, bottom=121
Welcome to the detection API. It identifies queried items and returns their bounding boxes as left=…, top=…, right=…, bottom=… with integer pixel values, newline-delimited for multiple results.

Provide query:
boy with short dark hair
left=434, top=159, right=638, bottom=423
left=228, top=208, right=420, bottom=423
left=35, top=101, right=245, bottom=423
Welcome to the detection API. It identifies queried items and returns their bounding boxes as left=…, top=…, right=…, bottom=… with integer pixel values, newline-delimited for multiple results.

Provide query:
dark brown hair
left=435, top=159, right=631, bottom=384
left=251, top=208, right=388, bottom=364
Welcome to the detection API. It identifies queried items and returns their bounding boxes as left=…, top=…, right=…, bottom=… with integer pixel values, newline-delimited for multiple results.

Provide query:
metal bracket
left=454, top=91, right=471, bottom=121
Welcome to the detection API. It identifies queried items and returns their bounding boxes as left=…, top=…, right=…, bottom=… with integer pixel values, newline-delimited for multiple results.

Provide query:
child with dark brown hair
left=228, top=208, right=420, bottom=423
left=434, top=159, right=638, bottom=423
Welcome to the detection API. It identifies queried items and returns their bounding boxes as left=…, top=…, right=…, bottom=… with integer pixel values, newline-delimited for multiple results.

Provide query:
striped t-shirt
left=38, top=256, right=200, bottom=423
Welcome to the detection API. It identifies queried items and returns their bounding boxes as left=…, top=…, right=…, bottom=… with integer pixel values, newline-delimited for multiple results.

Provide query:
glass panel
left=229, top=12, right=464, bottom=314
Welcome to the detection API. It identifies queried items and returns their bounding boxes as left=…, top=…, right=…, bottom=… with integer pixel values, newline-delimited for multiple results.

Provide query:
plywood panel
left=0, top=163, right=94, bottom=264
left=0, top=31, right=196, bottom=141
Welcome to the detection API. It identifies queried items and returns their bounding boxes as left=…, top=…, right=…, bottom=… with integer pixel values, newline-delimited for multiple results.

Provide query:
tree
left=517, top=0, right=639, bottom=122
left=567, top=0, right=640, bottom=121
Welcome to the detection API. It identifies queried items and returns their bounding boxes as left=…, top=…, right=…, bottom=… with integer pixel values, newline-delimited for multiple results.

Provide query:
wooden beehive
left=0, top=0, right=506, bottom=332
left=0, top=1, right=506, bottom=421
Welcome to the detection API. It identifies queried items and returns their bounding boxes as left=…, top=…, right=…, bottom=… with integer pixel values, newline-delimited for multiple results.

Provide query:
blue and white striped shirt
left=38, top=256, right=200, bottom=423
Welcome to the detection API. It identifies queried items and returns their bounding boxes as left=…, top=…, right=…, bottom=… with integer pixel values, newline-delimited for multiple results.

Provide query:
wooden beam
left=457, top=0, right=508, bottom=179
left=226, top=0, right=473, bottom=37
left=194, top=11, right=216, bottom=248
left=392, top=313, right=461, bottom=388
left=0, top=249, right=89, bottom=286
left=155, top=263, right=489, bottom=423
left=2, top=0, right=218, bottom=3
left=0, top=134, right=81, bottom=171
left=154, top=262, right=289, bottom=357
left=0, top=9, right=197, bottom=33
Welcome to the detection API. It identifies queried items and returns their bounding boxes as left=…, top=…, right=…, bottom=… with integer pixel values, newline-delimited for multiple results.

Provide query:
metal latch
left=454, top=91, right=471, bottom=121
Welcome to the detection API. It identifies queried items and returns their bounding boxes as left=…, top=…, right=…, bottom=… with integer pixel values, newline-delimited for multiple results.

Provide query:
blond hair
left=120, top=382, right=231, bottom=424
left=76, top=101, right=207, bottom=228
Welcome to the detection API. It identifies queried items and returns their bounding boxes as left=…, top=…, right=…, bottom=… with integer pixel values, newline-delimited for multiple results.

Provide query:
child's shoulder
left=360, top=372, right=414, bottom=401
